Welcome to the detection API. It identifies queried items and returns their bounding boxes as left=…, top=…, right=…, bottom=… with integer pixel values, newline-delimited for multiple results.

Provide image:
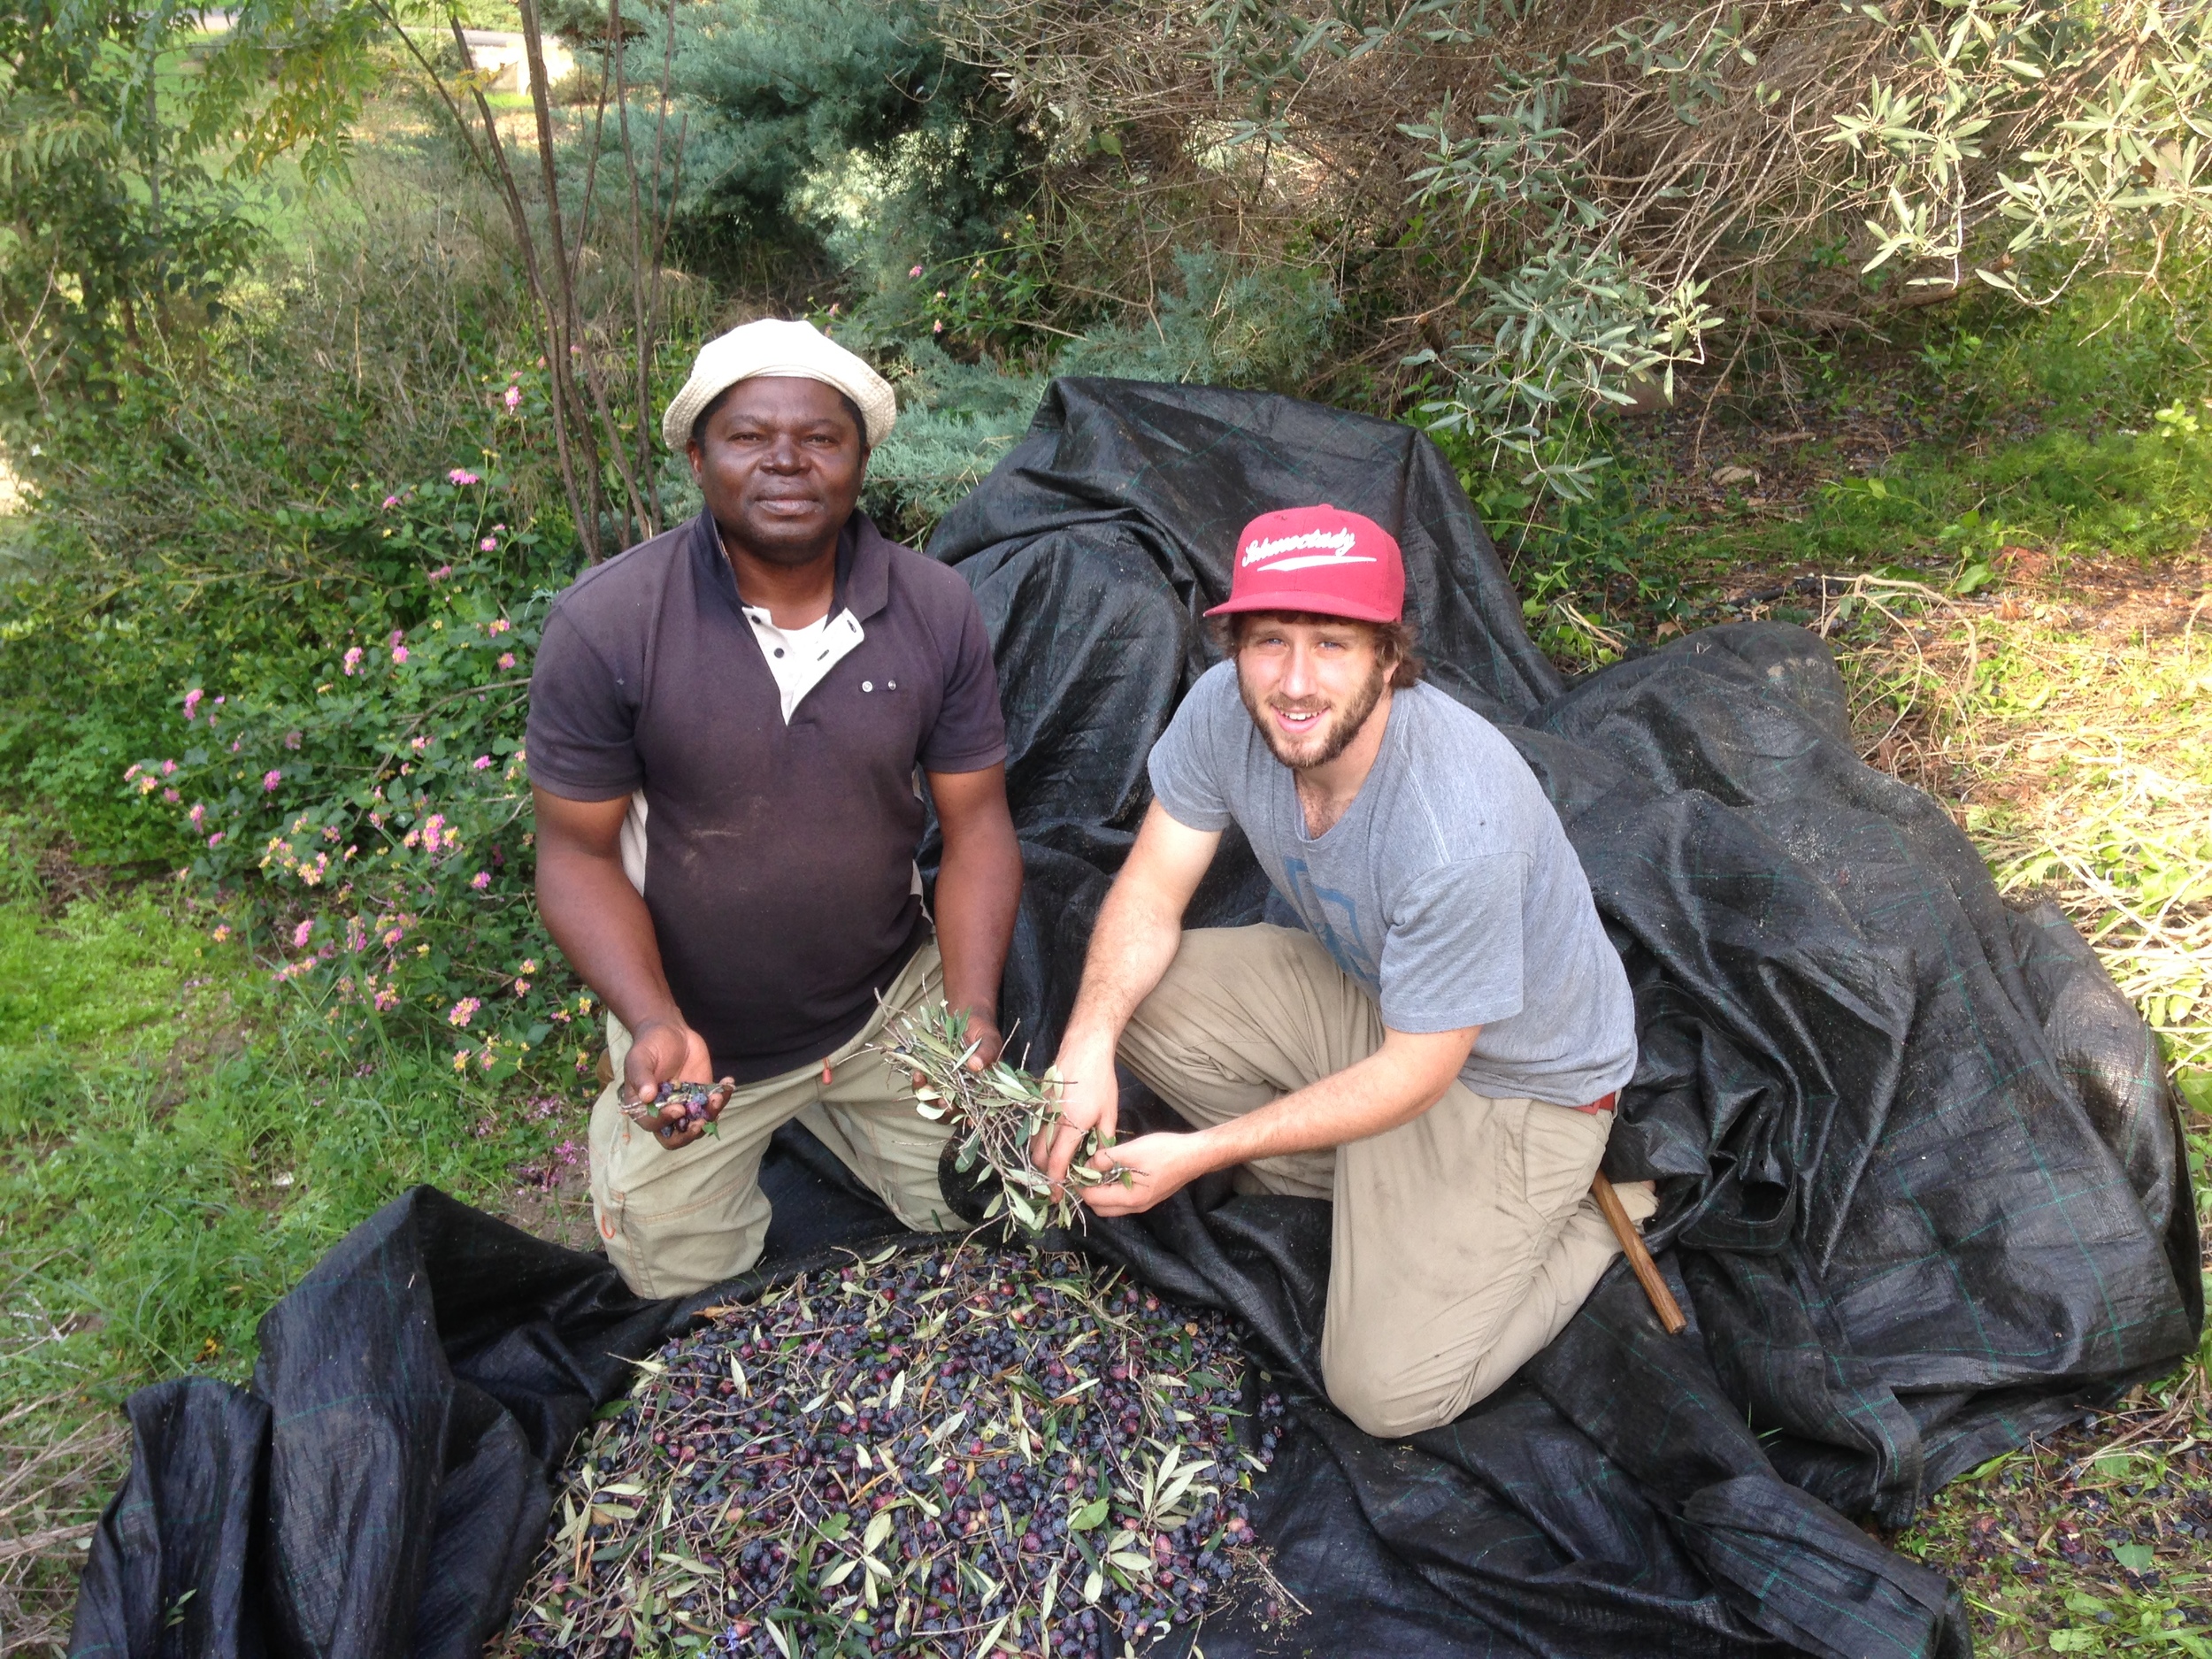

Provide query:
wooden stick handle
left=1592, top=1173, right=1688, bottom=1335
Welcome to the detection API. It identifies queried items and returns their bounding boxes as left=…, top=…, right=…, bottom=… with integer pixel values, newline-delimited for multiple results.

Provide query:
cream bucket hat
left=661, top=318, right=897, bottom=452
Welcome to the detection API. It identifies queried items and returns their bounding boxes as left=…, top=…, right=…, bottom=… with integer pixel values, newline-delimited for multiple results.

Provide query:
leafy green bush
left=932, top=0, right=2212, bottom=508
left=864, top=250, right=1342, bottom=537
left=118, top=470, right=592, bottom=1085
left=0, top=0, right=382, bottom=423
left=660, top=0, right=1033, bottom=288
left=0, top=160, right=558, bottom=863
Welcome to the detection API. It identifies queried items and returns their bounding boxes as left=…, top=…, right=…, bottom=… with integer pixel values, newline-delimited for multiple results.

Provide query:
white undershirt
left=743, top=604, right=864, bottom=723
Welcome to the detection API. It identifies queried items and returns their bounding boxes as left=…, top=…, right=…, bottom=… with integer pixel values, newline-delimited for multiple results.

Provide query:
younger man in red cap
left=1036, top=505, right=1647, bottom=1438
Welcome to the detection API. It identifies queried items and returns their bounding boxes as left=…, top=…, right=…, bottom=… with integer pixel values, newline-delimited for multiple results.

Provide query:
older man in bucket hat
left=1038, top=504, right=1655, bottom=1437
left=526, top=319, right=1022, bottom=1296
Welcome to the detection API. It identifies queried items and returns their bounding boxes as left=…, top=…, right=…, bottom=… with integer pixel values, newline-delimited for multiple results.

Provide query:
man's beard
left=1238, top=656, right=1390, bottom=772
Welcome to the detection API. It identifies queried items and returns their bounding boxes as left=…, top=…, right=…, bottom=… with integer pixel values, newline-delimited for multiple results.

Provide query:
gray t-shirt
left=1148, top=664, right=1637, bottom=1105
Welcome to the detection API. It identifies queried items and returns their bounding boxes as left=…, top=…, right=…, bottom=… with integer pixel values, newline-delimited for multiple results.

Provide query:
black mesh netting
left=69, top=380, right=2200, bottom=1659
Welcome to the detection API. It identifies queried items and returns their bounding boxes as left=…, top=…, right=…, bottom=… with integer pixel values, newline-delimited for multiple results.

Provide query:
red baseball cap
left=1204, top=504, right=1405, bottom=624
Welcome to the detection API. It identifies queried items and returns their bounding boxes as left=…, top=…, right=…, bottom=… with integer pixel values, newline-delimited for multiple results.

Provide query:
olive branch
left=871, top=1001, right=1127, bottom=1232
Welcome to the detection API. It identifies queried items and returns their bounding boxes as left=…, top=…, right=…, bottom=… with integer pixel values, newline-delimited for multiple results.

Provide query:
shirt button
left=862, top=680, right=873, bottom=692
left=887, top=680, right=896, bottom=690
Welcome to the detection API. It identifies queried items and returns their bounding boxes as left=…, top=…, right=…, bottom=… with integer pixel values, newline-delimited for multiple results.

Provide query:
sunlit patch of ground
left=1829, top=551, right=2212, bottom=1077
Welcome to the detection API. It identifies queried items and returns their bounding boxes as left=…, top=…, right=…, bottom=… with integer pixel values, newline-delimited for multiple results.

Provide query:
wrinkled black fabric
left=72, top=380, right=2196, bottom=1659
left=70, top=1189, right=674, bottom=1659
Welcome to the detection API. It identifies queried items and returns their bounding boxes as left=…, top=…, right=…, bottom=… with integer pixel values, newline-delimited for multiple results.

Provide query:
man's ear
left=686, top=438, right=704, bottom=482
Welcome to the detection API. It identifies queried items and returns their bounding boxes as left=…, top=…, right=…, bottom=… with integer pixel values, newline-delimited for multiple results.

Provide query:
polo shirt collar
left=842, top=513, right=894, bottom=623
left=690, top=509, right=893, bottom=624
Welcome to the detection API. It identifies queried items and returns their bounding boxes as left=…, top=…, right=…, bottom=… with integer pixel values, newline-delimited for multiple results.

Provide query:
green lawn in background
left=0, top=890, right=217, bottom=1052
left=0, top=878, right=588, bottom=1405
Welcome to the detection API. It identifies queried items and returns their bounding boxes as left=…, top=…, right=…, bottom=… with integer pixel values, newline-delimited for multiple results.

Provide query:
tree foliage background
left=0, top=0, right=2208, bottom=1067
left=693, top=0, right=2212, bottom=499
left=5, top=0, right=2209, bottom=501
left=0, top=0, right=381, bottom=414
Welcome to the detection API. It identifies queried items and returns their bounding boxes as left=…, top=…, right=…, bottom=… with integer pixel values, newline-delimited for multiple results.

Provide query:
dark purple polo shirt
left=526, top=511, right=1006, bottom=1081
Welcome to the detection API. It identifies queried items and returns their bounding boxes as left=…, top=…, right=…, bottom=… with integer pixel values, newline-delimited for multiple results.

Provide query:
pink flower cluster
left=449, top=468, right=481, bottom=487
left=407, top=813, right=455, bottom=857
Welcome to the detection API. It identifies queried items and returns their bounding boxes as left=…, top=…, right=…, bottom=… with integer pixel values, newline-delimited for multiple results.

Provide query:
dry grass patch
left=1829, top=552, right=2212, bottom=1073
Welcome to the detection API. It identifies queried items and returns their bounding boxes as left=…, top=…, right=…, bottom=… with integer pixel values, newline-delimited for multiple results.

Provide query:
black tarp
left=70, top=380, right=2200, bottom=1659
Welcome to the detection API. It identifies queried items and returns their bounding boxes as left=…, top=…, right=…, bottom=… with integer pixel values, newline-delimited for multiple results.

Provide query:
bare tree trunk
left=515, top=0, right=640, bottom=553
left=373, top=0, right=688, bottom=565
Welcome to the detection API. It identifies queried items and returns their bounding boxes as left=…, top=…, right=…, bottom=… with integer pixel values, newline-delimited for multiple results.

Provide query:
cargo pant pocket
left=1518, top=1102, right=1611, bottom=1221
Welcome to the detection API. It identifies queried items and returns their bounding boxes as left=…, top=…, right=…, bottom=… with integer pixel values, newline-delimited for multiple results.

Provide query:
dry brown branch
left=371, top=2, right=695, bottom=563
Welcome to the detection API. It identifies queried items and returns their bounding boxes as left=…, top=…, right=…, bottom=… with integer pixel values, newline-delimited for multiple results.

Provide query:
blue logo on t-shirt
left=1279, top=855, right=1381, bottom=991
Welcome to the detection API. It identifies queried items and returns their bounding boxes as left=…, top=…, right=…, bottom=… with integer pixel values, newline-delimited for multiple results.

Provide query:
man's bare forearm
left=927, top=766, right=1023, bottom=1056
left=1061, top=876, right=1187, bottom=1050
left=933, top=818, right=1021, bottom=1025
left=535, top=846, right=683, bottom=1037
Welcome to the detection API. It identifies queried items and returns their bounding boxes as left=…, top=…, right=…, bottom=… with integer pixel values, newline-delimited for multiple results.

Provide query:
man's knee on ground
left=1320, top=1348, right=1474, bottom=1440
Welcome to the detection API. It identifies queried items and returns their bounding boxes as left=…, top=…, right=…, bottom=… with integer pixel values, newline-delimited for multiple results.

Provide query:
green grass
left=1670, top=413, right=2212, bottom=579
left=0, top=850, right=595, bottom=1653
left=0, top=892, right=229, bottom=1053
left=1896, top=1341, right=2212, bottom=1655
left=1488, top=272, right=2212, bottom=668
left=0, top=883, right=588, bottom=1399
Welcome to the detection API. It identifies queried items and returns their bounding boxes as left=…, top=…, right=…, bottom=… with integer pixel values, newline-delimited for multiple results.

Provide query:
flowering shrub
left=127, top=469, right=597, bottom=1084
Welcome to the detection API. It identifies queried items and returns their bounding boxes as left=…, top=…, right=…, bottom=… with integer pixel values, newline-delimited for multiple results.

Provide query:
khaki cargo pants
left=1119, top=924, right=1654, bottom=1439
left=588, top=942, right=958, bottom=1297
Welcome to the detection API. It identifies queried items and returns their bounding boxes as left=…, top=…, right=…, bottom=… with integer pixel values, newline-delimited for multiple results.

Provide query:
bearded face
left=1232, top=615, right=1394, bottom=772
